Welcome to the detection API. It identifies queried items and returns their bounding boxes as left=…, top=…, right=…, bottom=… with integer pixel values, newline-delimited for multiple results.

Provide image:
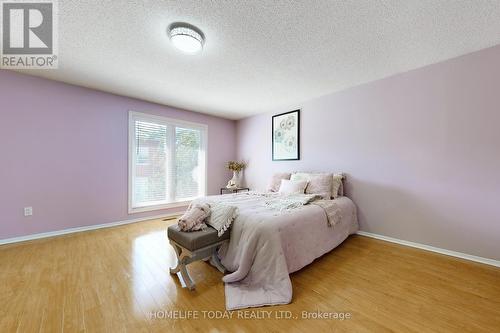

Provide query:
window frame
left=128, top=111, right=208, bottom=214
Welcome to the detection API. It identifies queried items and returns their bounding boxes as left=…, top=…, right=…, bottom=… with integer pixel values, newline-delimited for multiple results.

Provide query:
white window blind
left=129, top=112, right=207, bottom=212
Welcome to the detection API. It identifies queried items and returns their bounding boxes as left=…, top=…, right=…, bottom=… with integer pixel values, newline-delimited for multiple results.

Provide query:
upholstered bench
left=167, top=224, right=229, bottom=290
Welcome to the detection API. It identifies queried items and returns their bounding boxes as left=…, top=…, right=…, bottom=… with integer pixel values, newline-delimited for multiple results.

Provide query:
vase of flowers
left=226, top=161, right=246, bottom=189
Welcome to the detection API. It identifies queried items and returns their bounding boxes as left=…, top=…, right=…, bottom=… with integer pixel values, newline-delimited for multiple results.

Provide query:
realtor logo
left=1, top=0, right=58, bottom=69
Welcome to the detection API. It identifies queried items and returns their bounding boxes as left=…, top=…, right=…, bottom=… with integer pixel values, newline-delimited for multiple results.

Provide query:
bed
left=194, top=191, right=359, bottom=310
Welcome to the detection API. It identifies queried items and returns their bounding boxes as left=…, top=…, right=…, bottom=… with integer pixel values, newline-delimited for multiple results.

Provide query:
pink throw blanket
left=178, top=203, right=210, bottom=232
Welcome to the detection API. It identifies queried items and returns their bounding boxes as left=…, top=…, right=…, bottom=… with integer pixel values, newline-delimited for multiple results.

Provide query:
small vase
left=227, top=171, right=240, bottom=188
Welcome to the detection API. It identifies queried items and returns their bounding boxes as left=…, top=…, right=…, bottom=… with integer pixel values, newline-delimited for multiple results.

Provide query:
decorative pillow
left=278, top=179, right=308, bottom=194
left=178, top=203, right=210, bottom=232
left=291, top=172, right=344, bottom=199
left=289, top=172, right=310, bottom=182
left=332, top=173, right=344, bottom=198
left=337, top=180, right=344, bottom=196
left=291, top=172, right=333, bottom=199
left=267, top=172, right=291, bottom=192
left=207, top=203, right=237, bottom=236
left=305, top=175, right=332, bottom=199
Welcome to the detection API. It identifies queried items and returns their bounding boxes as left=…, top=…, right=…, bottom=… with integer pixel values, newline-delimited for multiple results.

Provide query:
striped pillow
left=206, top=203, right=237, bottom=236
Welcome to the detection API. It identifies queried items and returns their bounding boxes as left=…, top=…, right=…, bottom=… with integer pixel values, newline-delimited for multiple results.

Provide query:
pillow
left=291, top=172, right=344, bottom=198
left=267, top=172, right=291, bottom=192
left=289, top=172, right=310, bottom=182
left=291, top=172, right=333, bottom=199
left=278, top=179, right=308, bottom=194
left=178, top=203, right=210, bottom=232
left=337, top=179, right=344, bottom=196
left=207, top=203, right=237, bottom=236
left=304, top=175, right=332, bottom=199
left=332, top=173, right=344, bottom=198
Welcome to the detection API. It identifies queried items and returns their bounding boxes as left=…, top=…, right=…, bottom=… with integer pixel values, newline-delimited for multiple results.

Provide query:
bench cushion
left=167, top=224, right=230, bottom=251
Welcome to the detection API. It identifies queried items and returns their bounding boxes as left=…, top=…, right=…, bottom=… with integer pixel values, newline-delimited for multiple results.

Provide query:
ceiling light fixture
left=168, top=22, right=205, bottom=54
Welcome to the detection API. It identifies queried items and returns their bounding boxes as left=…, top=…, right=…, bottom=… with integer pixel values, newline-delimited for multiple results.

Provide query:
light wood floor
left=1, top=219, right=499, bottom=333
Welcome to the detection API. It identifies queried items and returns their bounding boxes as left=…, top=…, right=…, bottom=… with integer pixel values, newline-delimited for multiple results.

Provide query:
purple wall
left=0, top=70, right=236, bottom=239
left=237, top=45, right=500, bottom=261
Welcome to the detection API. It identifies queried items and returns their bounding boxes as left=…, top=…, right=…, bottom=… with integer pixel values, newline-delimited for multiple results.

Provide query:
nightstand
left=220, top=187, right=250, bottom=195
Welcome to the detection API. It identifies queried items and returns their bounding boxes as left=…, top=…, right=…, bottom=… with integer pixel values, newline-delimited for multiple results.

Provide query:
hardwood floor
left=1, top=218, right=499, bottom=333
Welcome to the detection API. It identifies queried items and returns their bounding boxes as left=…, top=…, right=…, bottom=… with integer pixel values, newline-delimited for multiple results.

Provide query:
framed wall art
left=272, top=109, right=300, bottom=160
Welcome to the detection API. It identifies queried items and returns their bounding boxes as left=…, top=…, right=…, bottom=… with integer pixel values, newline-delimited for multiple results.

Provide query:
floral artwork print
left=272, top=110, right=299, bottom=160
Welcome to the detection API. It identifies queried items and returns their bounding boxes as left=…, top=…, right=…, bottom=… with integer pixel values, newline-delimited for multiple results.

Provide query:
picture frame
left=272, top=109, right=300, bottom=161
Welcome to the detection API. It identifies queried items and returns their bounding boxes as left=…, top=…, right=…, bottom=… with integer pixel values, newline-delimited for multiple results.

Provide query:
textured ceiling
left=15, top=0, right=500, bottom=119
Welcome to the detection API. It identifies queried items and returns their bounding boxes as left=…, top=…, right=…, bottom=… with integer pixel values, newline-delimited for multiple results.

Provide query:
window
left=128, top=111, right=207, bottom=213
left=136, top=146, right=150, bottom=165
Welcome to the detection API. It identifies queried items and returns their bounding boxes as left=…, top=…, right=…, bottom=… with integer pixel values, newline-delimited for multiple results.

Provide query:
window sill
left=128, top=200, right=191, bottom=214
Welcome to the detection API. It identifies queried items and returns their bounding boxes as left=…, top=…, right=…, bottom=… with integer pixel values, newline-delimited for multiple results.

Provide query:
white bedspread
left=195, top=192, right=358, bottom=310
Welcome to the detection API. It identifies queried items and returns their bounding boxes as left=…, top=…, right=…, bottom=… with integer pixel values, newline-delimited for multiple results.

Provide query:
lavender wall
left=237, top=45, right=500, bottom=261
left=0, top=70, right=236, bottom=240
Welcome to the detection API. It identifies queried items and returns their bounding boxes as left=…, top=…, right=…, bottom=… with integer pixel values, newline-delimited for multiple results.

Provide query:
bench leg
left=169, top=243, right=183, bottom=274
left=209, top=251, right=226, bottom=273
left=169, top=243, right=196, bottom=290
left=179, top=264, right=195, bottom=291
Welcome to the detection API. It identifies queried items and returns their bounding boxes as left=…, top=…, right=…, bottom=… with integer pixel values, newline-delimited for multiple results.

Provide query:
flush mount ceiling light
left=168, top=23, right=205, bottom=54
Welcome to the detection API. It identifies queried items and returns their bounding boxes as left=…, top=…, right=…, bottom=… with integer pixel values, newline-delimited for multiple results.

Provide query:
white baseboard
left=356, top=231, right=500, bottom=268
left=0, top=212, right=181, bottom=246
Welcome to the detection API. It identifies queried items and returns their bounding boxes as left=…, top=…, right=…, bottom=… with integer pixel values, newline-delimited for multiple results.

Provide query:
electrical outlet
left=24, top=207, right=33, bottom=216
